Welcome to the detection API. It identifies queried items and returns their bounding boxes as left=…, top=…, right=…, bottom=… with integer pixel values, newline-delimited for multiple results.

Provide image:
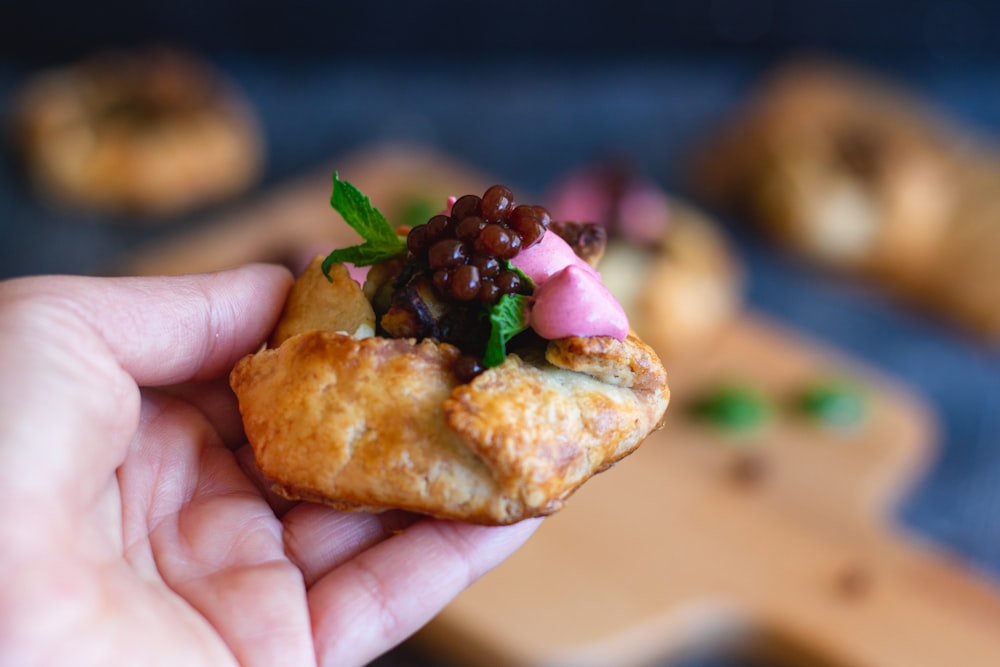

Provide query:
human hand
left=0, top=265, right=539, bottom=666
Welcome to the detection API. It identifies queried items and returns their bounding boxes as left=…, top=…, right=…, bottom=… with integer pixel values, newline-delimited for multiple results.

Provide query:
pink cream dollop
left=513, top=232, right=629, bottom=341
left=511, top=229, right=600, bottom=284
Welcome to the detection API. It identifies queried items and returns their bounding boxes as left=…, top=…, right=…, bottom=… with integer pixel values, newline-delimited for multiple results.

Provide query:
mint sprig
left=483, top=292, right=531, bottom=368
left=482, top=262, right=534, bottom=367
left=321, top=173, right=408, bottom=278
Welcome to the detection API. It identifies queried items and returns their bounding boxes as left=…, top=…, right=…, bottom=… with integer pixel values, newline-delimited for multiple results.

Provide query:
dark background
left=2, top=2, right=999, bottom=665
left=2, top=0, right=998, bottom=64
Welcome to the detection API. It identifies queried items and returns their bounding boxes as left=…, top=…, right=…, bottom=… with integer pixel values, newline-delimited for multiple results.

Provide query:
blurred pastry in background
left=691, top=59, right=1000, bottom=339
left=11, top=47, right=264, bottom=218
left=547, top=161, right=742, bottom=358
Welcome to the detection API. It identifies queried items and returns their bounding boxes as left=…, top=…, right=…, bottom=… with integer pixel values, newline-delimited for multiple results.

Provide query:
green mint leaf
left=321, top=173, right=407, bottom=278
left=322, top=243, right=404, bottom=268
left=483, top=293, right=530, bottom=368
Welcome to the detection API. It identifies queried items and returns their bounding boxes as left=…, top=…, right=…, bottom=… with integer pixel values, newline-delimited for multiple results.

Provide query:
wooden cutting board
left=416, top=314, right=1000, bottom=667
left=123, top=144, right=1000, bottom=666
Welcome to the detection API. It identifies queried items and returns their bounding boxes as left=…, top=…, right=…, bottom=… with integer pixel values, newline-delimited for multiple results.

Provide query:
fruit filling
left=322, top=176, right=628, bottom=380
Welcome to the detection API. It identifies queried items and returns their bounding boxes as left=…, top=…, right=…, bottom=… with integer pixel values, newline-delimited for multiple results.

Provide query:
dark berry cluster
left=405, top=185, right=550, bottom=304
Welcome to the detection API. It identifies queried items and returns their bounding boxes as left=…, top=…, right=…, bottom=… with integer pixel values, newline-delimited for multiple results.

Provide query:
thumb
left=62, top=264, right=293, bottom=386
left=0, top=264, right=292, bottom=505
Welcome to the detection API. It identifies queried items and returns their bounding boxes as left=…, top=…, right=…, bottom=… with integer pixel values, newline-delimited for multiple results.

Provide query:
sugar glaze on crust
left=230, top=257, right=669, bottom=524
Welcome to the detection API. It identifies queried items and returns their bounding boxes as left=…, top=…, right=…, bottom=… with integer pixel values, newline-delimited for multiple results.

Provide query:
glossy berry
left=480, top=185, right=514, bottom=223
left=428, top=239, right=468, bottom=271
left=450, top=194, right=482, bottom=221
left=470, top=254, right=500, bottom=278
left=406, top=223, right=430, bottom=255
left=432, top=269, right=452, bottom=293
left=456, top=215, right=486, bottom=243
left=475, top=224, right=514, bottom=257
left=477, top=279, right=500, bottom=304
left=424, top=215, right=451, bottom=244
left=454, top=354, right=485, bottom=383
left=509, top=205, right=548, bottom=248
left=496, top=269, right=521, bottom=295
left=508, top=204, right=538, bottom=233
left=450, top=264, right=480, bottom=301
left=404, top=184, right=550, bottom=306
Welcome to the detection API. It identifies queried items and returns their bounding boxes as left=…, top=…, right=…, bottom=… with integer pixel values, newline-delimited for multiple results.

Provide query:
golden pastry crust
left=230, top=260, right=670, bottom=524
left=12, top=48, right=263, bottom=217
left=544, top=333, right=667, bottom=392
left=270, top=257, right=375, bottom=347
left=444, top=337, right=668, bottom=513
left=231, top=333, right=513, bottom=522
